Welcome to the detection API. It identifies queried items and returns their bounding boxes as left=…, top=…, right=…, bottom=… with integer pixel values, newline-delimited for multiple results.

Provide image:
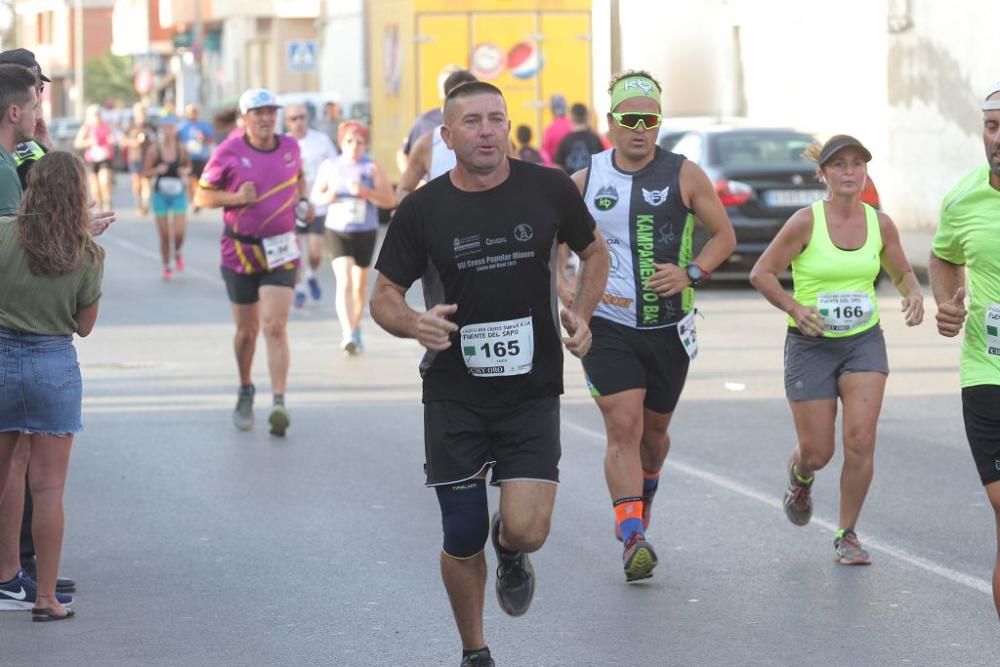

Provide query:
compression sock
left=642, top=469, right=660, bottom=499
left=614, top=497, right=644, bottom=544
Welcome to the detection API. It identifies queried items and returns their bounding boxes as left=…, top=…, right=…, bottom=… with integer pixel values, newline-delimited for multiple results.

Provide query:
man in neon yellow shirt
left=930, top=80, right=1000, bottom=619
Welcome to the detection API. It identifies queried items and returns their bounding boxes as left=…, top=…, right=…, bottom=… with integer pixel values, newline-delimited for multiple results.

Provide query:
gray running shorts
left=783, top=325, right=888, bottom=401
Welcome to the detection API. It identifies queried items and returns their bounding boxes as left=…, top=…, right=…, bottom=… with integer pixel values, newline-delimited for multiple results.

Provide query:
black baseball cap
left=0, top=48, right=50, bottom=82
left=818, top=134, right=872, bottom=167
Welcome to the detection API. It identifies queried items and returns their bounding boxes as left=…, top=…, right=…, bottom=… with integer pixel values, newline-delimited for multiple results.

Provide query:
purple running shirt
left=200, top=133, right=303, bottom=274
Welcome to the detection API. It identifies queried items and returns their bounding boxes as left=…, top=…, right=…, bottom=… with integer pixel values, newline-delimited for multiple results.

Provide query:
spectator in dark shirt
left=554, top=103, right=605, bottom=174
left=515, top=125, right=550, bottom=166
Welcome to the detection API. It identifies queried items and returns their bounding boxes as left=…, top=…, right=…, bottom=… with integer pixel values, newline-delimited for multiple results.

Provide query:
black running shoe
left=490, top=511, right=535, bottom=617
left=460, top=649, right=495, bottom=667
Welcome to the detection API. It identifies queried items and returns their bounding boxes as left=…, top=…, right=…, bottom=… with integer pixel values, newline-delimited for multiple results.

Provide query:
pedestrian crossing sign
left=288, top=40, right=317, bottom=72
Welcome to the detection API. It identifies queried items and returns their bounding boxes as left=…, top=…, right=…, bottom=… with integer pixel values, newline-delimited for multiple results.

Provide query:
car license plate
left=764, top=189, right=825, bottom=207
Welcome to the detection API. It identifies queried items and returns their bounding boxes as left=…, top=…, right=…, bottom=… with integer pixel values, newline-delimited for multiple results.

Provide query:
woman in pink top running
left=73, top=104, right=115, bottom=211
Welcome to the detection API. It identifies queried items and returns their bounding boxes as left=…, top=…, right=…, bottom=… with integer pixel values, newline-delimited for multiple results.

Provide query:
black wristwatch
left=686, top=262, right=707, bottom=287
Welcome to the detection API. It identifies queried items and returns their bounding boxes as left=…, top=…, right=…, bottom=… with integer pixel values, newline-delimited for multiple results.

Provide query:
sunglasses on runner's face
left=611, top=112, right=662, bottom=130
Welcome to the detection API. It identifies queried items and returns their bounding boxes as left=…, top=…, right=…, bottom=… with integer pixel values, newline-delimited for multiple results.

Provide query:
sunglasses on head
left=611, top=111, right=662, bottom=130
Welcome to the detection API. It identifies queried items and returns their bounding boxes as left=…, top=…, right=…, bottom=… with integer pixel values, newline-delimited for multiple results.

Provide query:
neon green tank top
left=789, top=200, right=882, bottom=338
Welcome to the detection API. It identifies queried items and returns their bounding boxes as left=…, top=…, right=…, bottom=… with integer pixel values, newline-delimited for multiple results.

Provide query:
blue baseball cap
left=239, top=88, right=281, bottom=114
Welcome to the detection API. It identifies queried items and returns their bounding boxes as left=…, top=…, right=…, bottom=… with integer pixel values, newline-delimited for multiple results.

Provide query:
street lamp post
left=74, top=0, right=84, bottom=116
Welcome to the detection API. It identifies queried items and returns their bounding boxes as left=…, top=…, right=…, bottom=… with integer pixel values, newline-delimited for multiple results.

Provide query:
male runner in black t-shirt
left=371, top=81, right=609, bottom=667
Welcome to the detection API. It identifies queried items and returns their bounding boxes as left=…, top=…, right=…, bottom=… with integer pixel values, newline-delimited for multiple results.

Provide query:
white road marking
left=563, top=419, right=992, bottom=596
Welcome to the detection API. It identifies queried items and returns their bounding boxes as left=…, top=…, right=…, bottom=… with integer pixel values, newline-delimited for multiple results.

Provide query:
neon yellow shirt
left=789, top=200, right=882, bottom=338
left=932, top=164, right=1000, bottom=388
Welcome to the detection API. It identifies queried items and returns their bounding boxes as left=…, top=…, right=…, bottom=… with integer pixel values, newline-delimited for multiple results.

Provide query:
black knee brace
left=435, top=477, right=489, bottom=559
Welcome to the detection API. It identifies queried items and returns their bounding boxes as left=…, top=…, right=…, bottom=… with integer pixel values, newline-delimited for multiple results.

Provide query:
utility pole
left=193, top=0, right=203, bottom=106
left=74, top=0, right=84, bottom=116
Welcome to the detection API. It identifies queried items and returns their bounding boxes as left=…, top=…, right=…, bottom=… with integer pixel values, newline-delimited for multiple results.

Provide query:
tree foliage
left=84, top=52, right=137, bottom=105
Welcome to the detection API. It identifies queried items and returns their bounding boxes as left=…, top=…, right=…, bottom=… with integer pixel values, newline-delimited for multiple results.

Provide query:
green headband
left=610, top=76, right=661, bottom=110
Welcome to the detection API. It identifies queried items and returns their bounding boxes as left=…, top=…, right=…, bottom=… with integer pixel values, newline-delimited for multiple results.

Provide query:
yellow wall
left=369, top=0, right=592, bottom=179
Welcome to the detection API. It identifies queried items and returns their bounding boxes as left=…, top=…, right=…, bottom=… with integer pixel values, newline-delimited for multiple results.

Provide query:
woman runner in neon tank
left=750, top=135, right=923, bottom=566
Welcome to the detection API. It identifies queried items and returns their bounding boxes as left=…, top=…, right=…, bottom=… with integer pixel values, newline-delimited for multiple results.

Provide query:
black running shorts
left=581, top=316, right=691, bottom=414
left=220, top=266, right=296, bottom=305
left=325, top=229, right=377, bottom=267
left=296, top=213, right=326, bottom=235
left=962, top=384, right=1000, bottom=486
left=423, top=396, right=561, bottom=487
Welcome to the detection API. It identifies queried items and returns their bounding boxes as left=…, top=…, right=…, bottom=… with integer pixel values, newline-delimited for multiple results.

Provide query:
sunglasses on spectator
left=611, top=112, right=662, bottom=130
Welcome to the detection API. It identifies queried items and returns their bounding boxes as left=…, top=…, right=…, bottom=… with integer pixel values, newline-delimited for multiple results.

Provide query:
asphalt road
left=3, top=182, right=997, bottom=666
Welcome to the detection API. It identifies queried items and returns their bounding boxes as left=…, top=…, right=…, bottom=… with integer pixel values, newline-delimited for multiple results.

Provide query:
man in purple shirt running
left=195, top=88, right=313, bottom=436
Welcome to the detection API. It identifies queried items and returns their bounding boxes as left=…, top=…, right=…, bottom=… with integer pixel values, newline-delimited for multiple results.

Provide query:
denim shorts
left=0, top=327, right=83, bottom=435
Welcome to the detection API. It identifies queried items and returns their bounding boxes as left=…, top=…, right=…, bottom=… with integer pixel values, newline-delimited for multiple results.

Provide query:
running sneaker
left=307, top=276, right=322, bottom=301
left=622, top=532, right=658, bottom=582
left=0, top=570, right=74, bottom=611
left=175, top=254, right=186, bottom=272
left=268, top=404, right=290, bottom=437
left=460, top=649, right=495, bottom=667
left=615, top=491, right=656, bottom=542
left=162, top=266, right=172, bottom=281
left=20, top=559, right=75, bottom=593
left=490, top=512, right=535, bottom=617
left=341, top=339, right=358, bottom=356
left=233, top=384, right=255, bottom=431
left=834, top=529, right=871, bottom=566
left=351, top=329, right=364, bottom=353
left=293, top=289, right=307, bottom=309
left=783, top=459, right=813, bottom=526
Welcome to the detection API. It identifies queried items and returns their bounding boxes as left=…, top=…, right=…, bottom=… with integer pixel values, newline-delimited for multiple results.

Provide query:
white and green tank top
left=584, top=147, right=696, bottom=329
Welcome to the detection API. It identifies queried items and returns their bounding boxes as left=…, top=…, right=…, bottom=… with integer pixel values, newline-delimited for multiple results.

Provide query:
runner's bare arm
left=195, top=181, right=255, bottom=209
left=395, top=131, right=433, bottom=206
left=876, top=211, right=923, bottom=326
left=370, top=274, right=458, bottom=351
left=928, top=253, right=967, bottom=338
left=141, top=145, right=160, bottom=178
left=311, top=161, right=334, bottom=205
left=367, top=163, right=397, bottom=209
left=749, top=207, right=824, bottom=336
left=679, top=160, right=737, bottom=273
left=570, top=230, right=609, bottom=322
left=645, top=162, right=735, bottom=297
left=560, top=231, right=608, bottom=358
left=297, top=169, right=315, bottom=221
left=72, top=124, right=91, bottom=151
